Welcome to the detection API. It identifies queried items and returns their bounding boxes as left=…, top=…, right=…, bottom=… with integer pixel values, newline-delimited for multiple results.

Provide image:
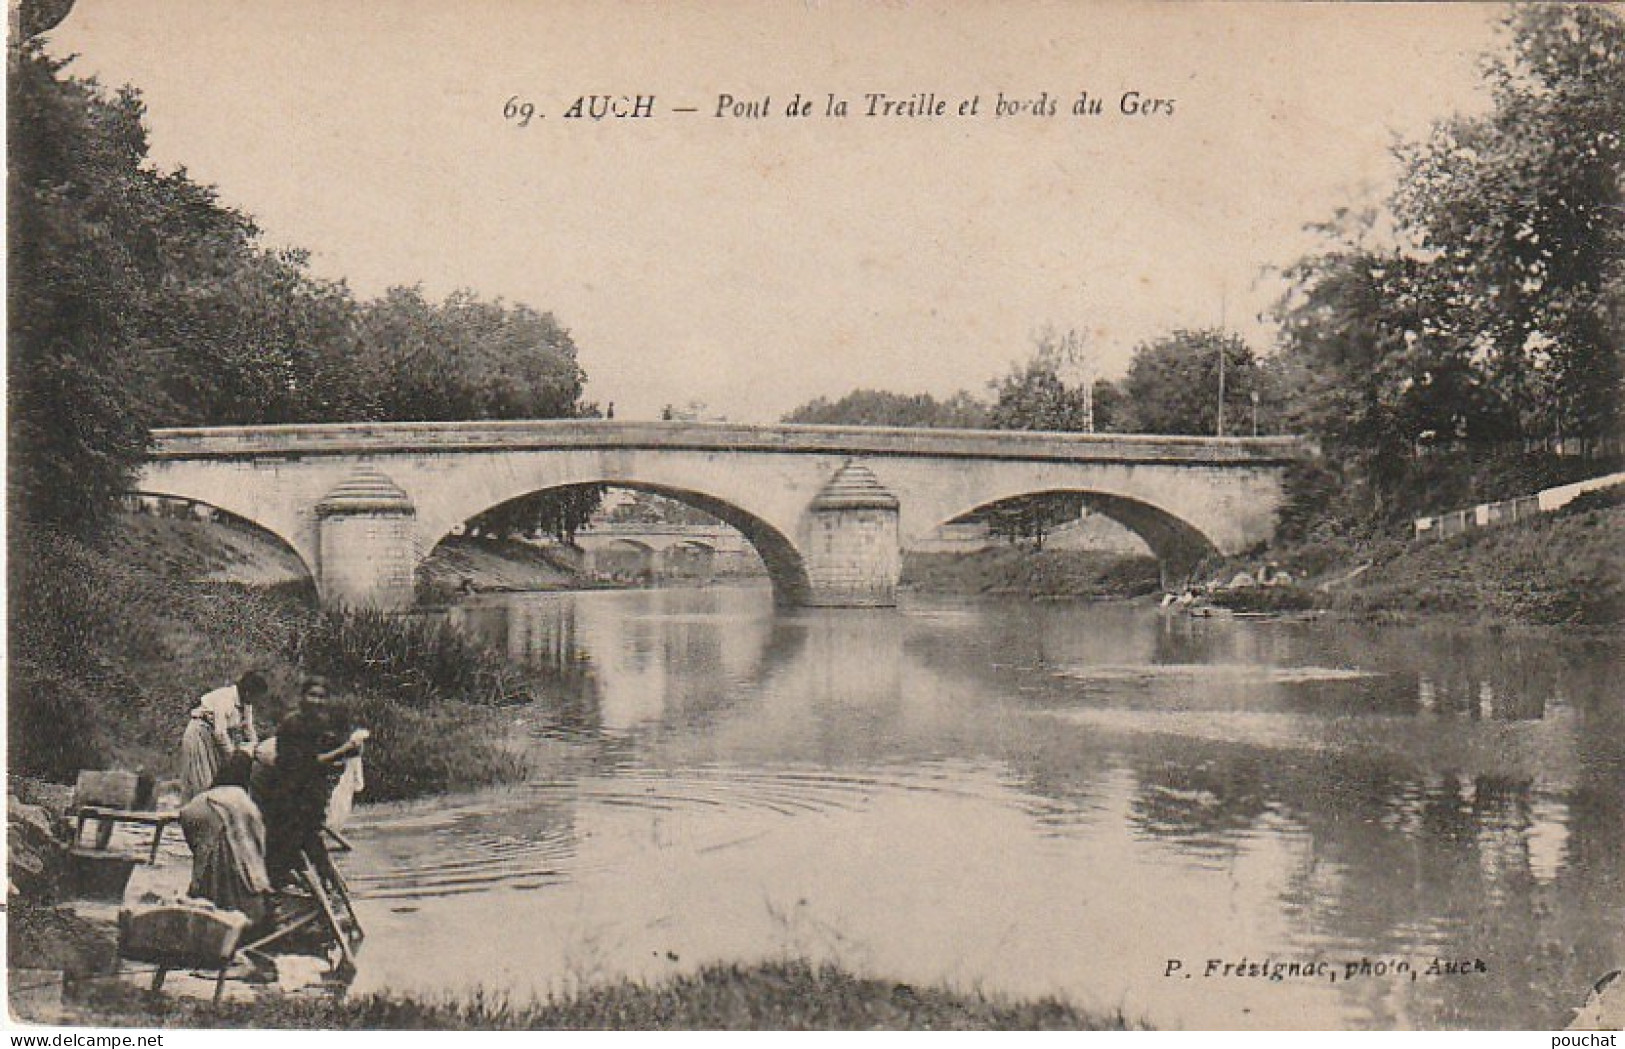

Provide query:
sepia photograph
left=6, top=0, right=1623, bottom=1035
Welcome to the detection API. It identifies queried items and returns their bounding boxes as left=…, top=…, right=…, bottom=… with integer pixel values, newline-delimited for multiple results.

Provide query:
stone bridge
left=135, top=420, right=1311, bottom=609
left=568, top=523, right=758, bottom=579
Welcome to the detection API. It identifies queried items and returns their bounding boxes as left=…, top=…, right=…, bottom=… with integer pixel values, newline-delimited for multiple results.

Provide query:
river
left=339, top=583, right=1623, bottom=1030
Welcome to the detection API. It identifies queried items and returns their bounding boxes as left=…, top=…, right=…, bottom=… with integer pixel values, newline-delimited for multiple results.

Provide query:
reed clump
left=292, top=608, right=536, bottom=708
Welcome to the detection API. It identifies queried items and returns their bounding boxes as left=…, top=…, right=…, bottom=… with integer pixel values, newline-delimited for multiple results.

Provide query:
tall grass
left=345, top=691, right=529, bottom=802
left=292, top=608, right=536, bottom=707
left=56, top=959, right=1142, bottom=1030
left=287, top=610, right=541, bottom=797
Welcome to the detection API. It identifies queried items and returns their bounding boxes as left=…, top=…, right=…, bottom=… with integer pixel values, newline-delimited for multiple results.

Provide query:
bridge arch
left=933, top=487, right=1222, bottom=585
left=428, top=481, right=811, bottom=607
left=126, top=490, right=319, bottom=589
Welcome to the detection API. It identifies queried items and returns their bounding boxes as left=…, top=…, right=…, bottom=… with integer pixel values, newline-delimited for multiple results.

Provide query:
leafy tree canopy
left=1273, top=5, right=1624, bottom=528
left=1119, top=328, right=1261, bottom=436
left=9, top=44, right=597, bottom=538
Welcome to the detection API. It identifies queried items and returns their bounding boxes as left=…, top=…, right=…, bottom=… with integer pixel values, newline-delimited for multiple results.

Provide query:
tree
left=974, top=492, right=1086, bottom=549
left=149, top=247, right=370, bottom=426
left=977, top=331, right=1122, bottom=544
left=1273, top=222, right=1445, bottom=524
left=1119, top=329, right=1260, bottom=436
left=987, top=344, right=1092, bottom=433
left=353, top=287, right=599, bottom=539
left=1274, top=6, right=1625, bottom=530
left=353, top=287, right=586, bottom=423
left=8, top=44, right=259, bottom=534
left=468, top=483, right=605, bottom=544
left=1390, top=4, right=1625, bottom=446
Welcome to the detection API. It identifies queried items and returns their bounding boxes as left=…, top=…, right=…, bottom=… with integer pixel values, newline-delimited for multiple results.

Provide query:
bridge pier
left=803, top=461, right=901, bottom=608
left=314, top=467, right=418, bottom=610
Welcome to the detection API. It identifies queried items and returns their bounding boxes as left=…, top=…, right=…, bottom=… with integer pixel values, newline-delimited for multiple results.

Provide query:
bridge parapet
left=149, top=420, right=1311, bottom=466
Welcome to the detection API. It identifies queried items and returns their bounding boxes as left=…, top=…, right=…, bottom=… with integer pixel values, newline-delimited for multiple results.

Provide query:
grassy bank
left=902, top=547, right=1161, bottom=600
left=46, top=960, right=1137, bottom=1031
left=1320, top=497, right=1624, bottom=625
left=414, top=534, right=580, bottom=603
left=1201, top=495, right=1624, bottom=627
left=8, top=516, right=533, bottom=798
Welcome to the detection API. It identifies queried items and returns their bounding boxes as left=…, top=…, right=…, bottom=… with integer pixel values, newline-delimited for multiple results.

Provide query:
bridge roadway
left=138, top=420, right=1312, bottom=609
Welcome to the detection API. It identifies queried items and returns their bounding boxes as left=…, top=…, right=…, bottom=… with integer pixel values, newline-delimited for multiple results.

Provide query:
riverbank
left=902, top=496, right=1622, bottom=628
left=1198, top=495, right=1624, bottom=628
left=414, top=534, right=580, bottom=601
left=7, top=516, right=534, bottom=795
left=901, top=547, right=1162, bottom=600
left=26, top=959, right=1136, bottom=1030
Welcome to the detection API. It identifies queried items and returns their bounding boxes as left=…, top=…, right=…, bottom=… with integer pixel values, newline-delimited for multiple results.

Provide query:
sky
left=44, top=1, right=1504, bottom=422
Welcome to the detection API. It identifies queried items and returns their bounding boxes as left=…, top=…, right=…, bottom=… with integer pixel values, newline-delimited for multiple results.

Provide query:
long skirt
left=179, top=718, right=223, bottom=802
left=179, top=785, right=271, bottom=926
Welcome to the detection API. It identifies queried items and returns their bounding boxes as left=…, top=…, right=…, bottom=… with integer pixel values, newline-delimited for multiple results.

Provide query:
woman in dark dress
left=254, top=676, right=363, bottom=887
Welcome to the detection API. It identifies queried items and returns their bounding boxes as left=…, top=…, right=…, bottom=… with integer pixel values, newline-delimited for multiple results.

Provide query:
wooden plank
left=301, top=853, right=358, bottom=974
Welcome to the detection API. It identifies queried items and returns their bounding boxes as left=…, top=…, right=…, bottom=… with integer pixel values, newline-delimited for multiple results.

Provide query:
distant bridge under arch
left=135, top=420, right=1312, bottom=609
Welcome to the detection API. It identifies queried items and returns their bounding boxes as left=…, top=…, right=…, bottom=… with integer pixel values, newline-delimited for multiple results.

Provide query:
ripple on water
left=346, top=761, right=1077, bottom=904
left=1053, top=663, right=1383, bottom=685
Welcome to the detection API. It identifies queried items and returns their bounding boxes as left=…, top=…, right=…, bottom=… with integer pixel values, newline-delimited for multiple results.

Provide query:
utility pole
left=1079, top=332, right=1095, bottom=434
left=1216, top=286, right=1227, bottom=438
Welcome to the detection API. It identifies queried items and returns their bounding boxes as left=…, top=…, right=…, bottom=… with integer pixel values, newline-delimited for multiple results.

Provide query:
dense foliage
left=1118, top=329, right=1265, bottom=436
left=8, top=522, right=309, bottom=780
left=7, top=44, right=594, bottom=540
left=1274, top=5, right=1624, bottom=531
left=8, top=45, right=225, bottom=533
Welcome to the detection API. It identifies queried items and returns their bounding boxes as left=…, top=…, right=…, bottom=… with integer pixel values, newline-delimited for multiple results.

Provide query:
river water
left=340, top=584, right=1622, bottom=1029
